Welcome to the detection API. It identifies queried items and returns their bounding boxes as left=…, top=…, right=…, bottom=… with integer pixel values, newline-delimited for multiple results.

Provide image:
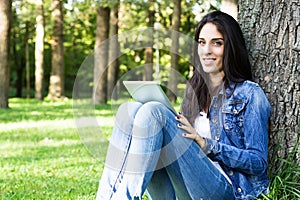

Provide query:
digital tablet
left=123, top=81, right=177, bottom=115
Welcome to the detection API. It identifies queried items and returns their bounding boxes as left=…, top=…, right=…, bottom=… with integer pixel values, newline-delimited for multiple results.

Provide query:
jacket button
left=237, top=188, right=242, bottom=193
left=212, top=118, right=217, bottom=123
left=233, top=108, right=238, bottom=114
left=228, top=170, right=234, bottom=176
left=215, top=135, right=220, bottom=141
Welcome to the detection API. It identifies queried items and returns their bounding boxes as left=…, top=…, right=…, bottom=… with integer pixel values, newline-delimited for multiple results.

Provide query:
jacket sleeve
left=203, top=85, right=270, bottom=175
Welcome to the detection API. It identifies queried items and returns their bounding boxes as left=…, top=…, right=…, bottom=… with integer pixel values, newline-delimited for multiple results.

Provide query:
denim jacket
left=203, top=80, right=271, bottom=200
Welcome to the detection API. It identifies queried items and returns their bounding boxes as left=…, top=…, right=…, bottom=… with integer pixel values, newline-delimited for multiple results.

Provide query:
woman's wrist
left=195, top=134, right=207, bottom=149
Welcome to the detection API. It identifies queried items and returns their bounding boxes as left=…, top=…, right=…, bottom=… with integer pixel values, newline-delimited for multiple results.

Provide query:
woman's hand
left=175, top=112, right=207, bottom=149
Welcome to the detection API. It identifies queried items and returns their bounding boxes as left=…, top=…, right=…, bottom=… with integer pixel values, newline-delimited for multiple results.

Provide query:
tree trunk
left=221, top=0, right=238, bottom=19
left=48, top=0, right=64, bottom=100
left=107, top=2, right=120, bottom=100
left=0, top=0, right=12, bottom=108
left=35, top=0, right=45, bottom=100
left=93, top=6, right=110, bottom=104
left=143, top=0, right=155, bottom=81
left=25, top=22, right=30, bottom=98
left=167, top=0, right=181, bottom=103
left=238, top=0, right=300, bottom=163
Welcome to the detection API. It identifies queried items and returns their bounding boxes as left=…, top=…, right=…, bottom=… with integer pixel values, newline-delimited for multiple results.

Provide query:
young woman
left=97, top=11, right=271, bottom=200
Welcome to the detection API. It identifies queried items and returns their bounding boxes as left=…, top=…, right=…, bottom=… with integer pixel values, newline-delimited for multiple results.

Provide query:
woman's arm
left=205, top=85, right=270, bottom=175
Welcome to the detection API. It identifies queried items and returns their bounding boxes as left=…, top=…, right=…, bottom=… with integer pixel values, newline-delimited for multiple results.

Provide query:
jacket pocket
left=222, top=100, right=246, bottom=134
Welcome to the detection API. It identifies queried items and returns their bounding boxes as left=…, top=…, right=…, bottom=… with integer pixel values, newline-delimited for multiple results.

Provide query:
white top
left=194, top=112, right=232, bottom=184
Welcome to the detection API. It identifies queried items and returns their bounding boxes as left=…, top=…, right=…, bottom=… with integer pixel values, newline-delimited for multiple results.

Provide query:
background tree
left=0, top=0, right=12, bottom=108
left=93, top=4, right=110, bottom=104
left=10, top=1, right=35, bottom=98
left=238, top=1, right=300, bottom=163
left=48, top=0, right=64, bottom=99
left=107, top=1, right=120, bottom=99
left=143, top=0, right=155, bottom=81
left=167, top=0, right=181, bottom=102
left=25, top=21, right=31, bottom=98
left=35, top=0, right=45, bottom=100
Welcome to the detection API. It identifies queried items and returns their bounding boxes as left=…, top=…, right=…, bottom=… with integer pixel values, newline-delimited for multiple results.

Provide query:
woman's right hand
left=175, top=112, right=207, bottom=149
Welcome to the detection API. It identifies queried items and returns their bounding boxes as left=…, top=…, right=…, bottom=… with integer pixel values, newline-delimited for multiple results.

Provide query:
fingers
left=176, top=112, right=206, bottom=148
left=175, top=112, right=190, bottom=127
left=175, top=112, right=196, bottom=136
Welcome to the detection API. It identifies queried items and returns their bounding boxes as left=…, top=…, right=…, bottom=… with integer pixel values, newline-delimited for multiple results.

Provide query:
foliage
left=259, top=139, right=300, bottom=200
left=9, top=0, right=221, bottom=98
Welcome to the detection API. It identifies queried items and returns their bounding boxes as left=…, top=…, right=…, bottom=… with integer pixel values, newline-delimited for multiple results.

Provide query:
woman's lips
left=202, top=58, right=216, bottom=65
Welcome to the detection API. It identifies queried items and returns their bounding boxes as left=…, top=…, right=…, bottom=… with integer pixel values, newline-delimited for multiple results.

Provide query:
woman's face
left=197, top=23, right=225, bottom=78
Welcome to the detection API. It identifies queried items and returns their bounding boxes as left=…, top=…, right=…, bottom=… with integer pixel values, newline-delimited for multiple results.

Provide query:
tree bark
left=107, top=2, right=120, bottom=100
left=48, top=0, right=64, bottom=100
left=0, top=0, right=12, bottom=108
left=93, top=6, right=110, bottom=104
left=238, top=0, right=300, bottom=163
left=25, top=22, right=30, bottom=98
left=143, top=0, right=155, bottom=81
left=35, top=0, right=45, bottom=100
left=167, top=0, right=181, bottom=103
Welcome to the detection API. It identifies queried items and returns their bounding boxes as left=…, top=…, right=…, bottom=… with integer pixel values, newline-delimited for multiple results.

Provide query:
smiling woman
left=96, top=11, right=271, bottom=200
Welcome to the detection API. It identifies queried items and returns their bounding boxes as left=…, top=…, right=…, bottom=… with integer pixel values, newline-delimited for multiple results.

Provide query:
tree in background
left=93, top=4, right=110, bottom=104
left=107, top=0, right=120, bottom=99
left=48, top=0, right=64, bottom=100
left=238, top=1, right=300, bottom=163
left=35, top=0, right=45, bottom=100
left=10, top=1, right=35, bottom=98
left=143, top=0, right=155, bottom=81
left=167, top=0, right=181, bottom=102
left=0, top=0, right=12, bottom=108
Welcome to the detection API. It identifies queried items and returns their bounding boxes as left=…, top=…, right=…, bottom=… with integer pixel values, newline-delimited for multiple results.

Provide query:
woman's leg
left=96, top=102, right=143, bottom=199
left=143, top=103, right=234, bottom=200
left=97, top=101, right=233, bottom=200
left=145, top=168, right=176, bottom=200
left=97, top=101, right=177, bottom=199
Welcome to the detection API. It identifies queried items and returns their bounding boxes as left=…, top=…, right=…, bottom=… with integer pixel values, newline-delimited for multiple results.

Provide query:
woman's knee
left=136, top=101, right=167, bottom=119
left=115, top=102, right=143, bottom=131
left=116, top=102, right=142, bottom=120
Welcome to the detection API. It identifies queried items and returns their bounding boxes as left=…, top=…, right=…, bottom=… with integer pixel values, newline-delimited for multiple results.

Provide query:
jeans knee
left=116, top=102, right=142, bottom=119
left=137, top=101, right=166, bottom=118
left=115, top=102, right=142, bottom=132
left=133, top=101, right=167, bottom=131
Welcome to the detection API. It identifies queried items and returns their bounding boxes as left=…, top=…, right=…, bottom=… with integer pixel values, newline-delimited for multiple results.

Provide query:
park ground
left=0, top=98, right=299, bottom=199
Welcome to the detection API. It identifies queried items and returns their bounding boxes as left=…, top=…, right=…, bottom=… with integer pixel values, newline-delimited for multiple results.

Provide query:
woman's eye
left=198, top=40, right=205, bottom=45
left=213, top=41, right=223, bottom=46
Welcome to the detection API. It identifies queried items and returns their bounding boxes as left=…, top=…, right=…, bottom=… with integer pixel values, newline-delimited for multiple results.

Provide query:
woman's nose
left=202, top=43, right=212, bottom=54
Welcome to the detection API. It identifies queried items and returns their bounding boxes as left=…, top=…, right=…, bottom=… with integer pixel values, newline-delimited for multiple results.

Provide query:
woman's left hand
left=175, top=113, right=207, bottom=149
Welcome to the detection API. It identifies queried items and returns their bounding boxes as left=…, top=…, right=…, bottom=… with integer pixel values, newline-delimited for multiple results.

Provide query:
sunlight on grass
left=2, top=98, right=298, bottom=199
left=0, top=98, right=113, bottom=199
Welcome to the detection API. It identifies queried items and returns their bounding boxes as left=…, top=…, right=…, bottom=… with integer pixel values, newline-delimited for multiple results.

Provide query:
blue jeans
left=97, top=101, right=234, bottom=200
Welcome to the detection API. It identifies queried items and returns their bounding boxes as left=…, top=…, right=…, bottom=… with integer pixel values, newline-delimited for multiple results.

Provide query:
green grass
left=0, top=98, right=299, bottom=199
left=0, top=98, right=111, bottom=199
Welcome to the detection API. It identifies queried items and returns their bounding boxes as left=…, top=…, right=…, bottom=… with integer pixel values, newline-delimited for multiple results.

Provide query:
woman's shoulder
left=235, top=80, right=264, bottom=94
left=234, top=80, right=270, bottom=106
left=227, top=80, right=268, bottom=102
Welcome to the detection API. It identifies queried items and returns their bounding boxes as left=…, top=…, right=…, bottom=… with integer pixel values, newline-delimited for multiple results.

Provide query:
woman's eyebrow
left=211, top=38, right=224, bottom=41
left=198, top=37, right=224, bottom=41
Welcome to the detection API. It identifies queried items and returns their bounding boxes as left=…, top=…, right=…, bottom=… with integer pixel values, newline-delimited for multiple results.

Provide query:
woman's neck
left=208, top=73, right=224, bottom=96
